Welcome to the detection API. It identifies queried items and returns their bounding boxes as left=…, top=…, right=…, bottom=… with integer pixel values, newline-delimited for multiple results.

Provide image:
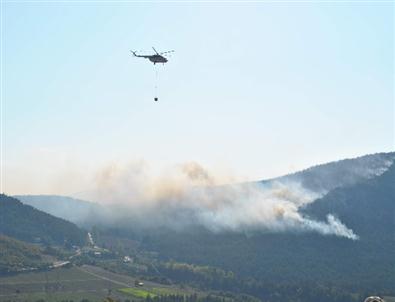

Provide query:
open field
left=0, top=265, right=198, bottom=302
left=118, top=288, right=156, bottom=299
left=79, top=265, right=198, bottom=299
left=0, top=267, right=112, bottom=301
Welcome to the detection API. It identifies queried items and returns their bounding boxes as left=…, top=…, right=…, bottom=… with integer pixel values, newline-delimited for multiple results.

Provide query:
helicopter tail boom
left=130, top=50, right=149, bottom=58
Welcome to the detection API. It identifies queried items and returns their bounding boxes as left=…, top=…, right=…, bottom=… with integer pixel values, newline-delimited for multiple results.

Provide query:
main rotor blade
left=152, top=47, right=160, bottom=55
left=160, top=50, right=175, bottom=55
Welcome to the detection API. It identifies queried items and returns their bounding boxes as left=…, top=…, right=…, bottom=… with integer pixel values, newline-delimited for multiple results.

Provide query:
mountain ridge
left=261, top=151, right=395, bottom=192
left=15, top=152, right=395, bottom=230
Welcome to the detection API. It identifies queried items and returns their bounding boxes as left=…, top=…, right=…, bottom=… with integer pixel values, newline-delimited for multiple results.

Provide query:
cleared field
left=0, top=265, right=199, bottom=302
left=0, top=267, right=124, bottom=301
left=79, top=265, right=197, bottom=295
left=0, top=267, right=95, bottom=284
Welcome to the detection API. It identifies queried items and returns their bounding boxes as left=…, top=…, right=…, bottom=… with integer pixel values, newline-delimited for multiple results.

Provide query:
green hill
left=0, top=194, right=87, bottom=246
left=0, top=235, right=48, bottom=274
left=304, top=160, right=395, bottom=243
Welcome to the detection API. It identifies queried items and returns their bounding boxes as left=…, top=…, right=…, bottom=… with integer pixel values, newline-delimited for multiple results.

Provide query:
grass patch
left=119, top=287, right=157, bottom=298
left=152, top=287, right=187, bottom=295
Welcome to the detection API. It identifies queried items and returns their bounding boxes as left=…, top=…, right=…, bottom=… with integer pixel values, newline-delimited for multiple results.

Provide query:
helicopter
left=130, top=47, right=174, bottom=64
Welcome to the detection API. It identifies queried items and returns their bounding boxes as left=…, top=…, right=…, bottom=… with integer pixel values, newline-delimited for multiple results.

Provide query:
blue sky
left=2, top=2, right=394, bottom=195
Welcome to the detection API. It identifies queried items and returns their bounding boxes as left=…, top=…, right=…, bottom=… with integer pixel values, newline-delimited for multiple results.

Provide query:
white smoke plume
left=87, top=160, right=359, bottom=240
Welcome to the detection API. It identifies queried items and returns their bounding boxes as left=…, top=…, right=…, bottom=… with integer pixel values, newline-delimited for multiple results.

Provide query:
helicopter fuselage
left=149, top=55, right=168, bottom=64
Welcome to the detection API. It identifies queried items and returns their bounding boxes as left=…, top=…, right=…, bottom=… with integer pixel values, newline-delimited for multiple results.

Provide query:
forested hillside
left=139, top=162, right=395, bottom=294
left=0, top=194, right=87, bottom=246
left=304, top=160, right=395, bottom=242
left=0, top=235, right=48, bottom=273
left=262, top=152, right=394, bottom=192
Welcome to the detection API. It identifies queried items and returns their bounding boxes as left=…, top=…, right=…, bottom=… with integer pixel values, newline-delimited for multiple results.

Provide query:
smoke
left=87, top=160, right=359, bottom=240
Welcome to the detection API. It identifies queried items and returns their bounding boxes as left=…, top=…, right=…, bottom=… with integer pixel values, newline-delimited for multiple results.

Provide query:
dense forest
left=0, top=195, right=87, bottom=246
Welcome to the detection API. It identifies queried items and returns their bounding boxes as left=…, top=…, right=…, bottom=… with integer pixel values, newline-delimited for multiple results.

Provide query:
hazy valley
left=0, top=152, right=394, bottom=302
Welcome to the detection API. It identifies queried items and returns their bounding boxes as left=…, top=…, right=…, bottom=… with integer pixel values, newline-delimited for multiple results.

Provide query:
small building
left=123, top=256, right=132, bottom=263
left=134, top=280, right=144, bottom=287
